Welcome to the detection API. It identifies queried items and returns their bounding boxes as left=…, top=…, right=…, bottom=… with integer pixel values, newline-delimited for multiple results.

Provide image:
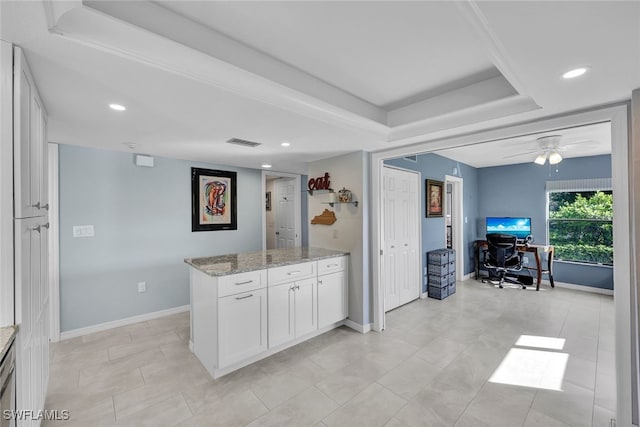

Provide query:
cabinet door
left=318, top=272, right=346, bottom=329
left=218, top=288, right=267, bottom=368
left=268, top=282, right=294, bottom=348
left=14, top=47, right=47, bottom=219
left=294, top=277, right=317, bottom=338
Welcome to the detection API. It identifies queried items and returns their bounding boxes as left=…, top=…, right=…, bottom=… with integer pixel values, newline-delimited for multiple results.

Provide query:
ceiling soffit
left=44, top=0, right=539, bottom=142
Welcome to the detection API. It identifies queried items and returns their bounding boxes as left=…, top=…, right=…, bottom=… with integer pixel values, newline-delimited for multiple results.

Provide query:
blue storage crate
left=447, top=261, right=456, bottom=273
left=428, top=263, right=448, bottom=276
left=448, top=272, right=456, bottom=285
left=447, top=249, right=456, bottom=262
left=427, top=249, right=449, bottom=265
left=428, top=285, right=448, bottom=300
left=428, top=274, right=448, bottom=288
left=448, top=282, right=456, bottom=295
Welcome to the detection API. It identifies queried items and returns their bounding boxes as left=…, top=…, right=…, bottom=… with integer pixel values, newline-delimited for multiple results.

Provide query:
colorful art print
left=426, top=179, right=444, bottom=218
left=191, top=168, right=237, bottom=231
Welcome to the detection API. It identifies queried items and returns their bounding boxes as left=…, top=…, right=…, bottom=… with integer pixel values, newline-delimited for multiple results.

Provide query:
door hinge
left=380, top=249, right=383, bottom=255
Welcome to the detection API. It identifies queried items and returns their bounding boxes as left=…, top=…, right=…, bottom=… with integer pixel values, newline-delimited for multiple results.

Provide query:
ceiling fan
left=503, top=134, right=588, bottom=165
left=533, top=135, right=563, bottom=165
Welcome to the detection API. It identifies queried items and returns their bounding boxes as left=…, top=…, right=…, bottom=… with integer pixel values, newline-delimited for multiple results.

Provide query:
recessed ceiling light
left=261, top=164, right=272, bottom=168
left=281, top=142, right=291, bottom=147
left=109, top=103, right=126, bottom=111
left=562, top=67, right=589, bottom=79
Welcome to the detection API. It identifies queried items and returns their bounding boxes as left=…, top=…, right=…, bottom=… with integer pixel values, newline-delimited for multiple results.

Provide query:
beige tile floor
left=43, top=280, right=615, bottom=427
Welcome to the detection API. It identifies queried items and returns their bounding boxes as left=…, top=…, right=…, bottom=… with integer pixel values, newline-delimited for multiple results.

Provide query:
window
left=547, top=179, right=613, bottom=265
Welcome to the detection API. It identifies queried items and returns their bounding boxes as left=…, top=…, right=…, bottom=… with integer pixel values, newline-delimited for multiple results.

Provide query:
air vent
left=226, top=138, right=261, bottom=148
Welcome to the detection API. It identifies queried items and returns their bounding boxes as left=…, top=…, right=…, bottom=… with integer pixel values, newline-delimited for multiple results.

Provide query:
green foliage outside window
left=548, top=191, right=613, bottom=265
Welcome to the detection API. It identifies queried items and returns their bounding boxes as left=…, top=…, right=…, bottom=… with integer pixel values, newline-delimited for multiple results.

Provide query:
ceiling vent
left=226, top=137, right=261, bottom=148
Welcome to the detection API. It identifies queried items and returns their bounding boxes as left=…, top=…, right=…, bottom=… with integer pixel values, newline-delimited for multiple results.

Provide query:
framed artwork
left=265, top=191, right=272, bottom=211
left=426, top=179, right=444, bottom=218
left=191, top=167, right=237, bottom=231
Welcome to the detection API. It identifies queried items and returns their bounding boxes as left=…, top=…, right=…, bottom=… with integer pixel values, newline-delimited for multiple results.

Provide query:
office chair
left=483, top=233, right=526, bottom=289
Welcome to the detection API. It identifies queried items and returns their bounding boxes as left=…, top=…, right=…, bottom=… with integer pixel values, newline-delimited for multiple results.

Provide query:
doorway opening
left=262, top=171, right=302, bottom=250
left=445, top=175, right=464, bottom=281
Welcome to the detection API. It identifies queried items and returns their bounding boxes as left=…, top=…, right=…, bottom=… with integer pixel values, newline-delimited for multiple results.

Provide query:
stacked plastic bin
left=427, top=248, right=456, bottom=299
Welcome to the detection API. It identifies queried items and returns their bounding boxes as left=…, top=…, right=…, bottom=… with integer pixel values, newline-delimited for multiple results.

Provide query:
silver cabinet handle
left=318, top=280, right=323, bottom=285
left=235, top=294, right=253, bottom=300
left=42, top=204, right=49, bottom=210
left=295, top=285, right=300, bottom=290
left=31, top=202, right=40, bottom=209
left=391, top=245, right=395, bottom=248
left=235, top=280, right=253, bottom=286
left=326, top=263, right=338, bottom=267
left=404, top=244, right=408, bottom=246
left=32, top=223, right=50, bottom=233
left=287, top=271, right=301, bottom=276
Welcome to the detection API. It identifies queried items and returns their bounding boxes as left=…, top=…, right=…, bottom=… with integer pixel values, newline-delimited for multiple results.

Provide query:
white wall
left=308, top=151, right=370, bottom=326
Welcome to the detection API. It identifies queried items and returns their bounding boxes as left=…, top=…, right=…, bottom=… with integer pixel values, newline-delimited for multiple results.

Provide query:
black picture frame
left=191, top=167, right=237, bottom=231
left=265, top=191, right=272, bottom=211
left=426, top=179, right=444, bottom=218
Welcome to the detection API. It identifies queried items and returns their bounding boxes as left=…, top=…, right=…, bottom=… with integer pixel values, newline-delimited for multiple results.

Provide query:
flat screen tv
left=486, top=217, right=531, bottom=239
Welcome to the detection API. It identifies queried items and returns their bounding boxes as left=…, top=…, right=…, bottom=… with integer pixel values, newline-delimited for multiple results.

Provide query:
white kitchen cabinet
left=268, top=277, right=317, bottom=349
left=318, top=270, right=347, bottom=329
left=189, top=251, right=348, bottom=378
left=14, top=47, right=48, bottom=219
left=218, top=289, right=267, bottom=368
left=15, top=216, right=49, bottom=427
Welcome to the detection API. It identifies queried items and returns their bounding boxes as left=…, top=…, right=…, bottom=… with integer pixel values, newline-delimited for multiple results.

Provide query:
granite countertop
left=185, top=247, right=349, bottom=277
left=0, top=325, right=16, bottom=363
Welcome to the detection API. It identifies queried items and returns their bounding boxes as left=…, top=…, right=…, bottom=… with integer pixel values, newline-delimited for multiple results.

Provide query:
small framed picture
left=426, top=179, right=444, bottom=218
left=191, top=167, right=237, bottom=231
left=265, top=191, right=272, bottom=211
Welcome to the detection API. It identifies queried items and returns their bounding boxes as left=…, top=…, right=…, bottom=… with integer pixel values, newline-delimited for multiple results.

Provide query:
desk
left=474, top=240, right=555, bottom=291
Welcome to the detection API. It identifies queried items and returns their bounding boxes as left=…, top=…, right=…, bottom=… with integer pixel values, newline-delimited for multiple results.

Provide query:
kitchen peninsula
left=185, top=247, right=348, bottom=378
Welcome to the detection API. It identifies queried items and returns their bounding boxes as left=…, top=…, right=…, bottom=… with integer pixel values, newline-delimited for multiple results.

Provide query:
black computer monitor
left=486, top=217, right=531, bottom=239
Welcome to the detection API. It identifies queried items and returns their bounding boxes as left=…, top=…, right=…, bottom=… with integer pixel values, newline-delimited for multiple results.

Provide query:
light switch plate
left=73, top=225, right=94, bottom=238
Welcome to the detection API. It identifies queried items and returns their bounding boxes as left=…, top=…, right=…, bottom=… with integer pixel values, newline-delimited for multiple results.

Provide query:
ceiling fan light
left=534, top=153, right=547, bottom=165
left=549, top=151, right=563, bottom=165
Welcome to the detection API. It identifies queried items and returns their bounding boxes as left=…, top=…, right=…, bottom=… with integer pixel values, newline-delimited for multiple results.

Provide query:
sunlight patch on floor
left=515, top=335, right=566, bottom=350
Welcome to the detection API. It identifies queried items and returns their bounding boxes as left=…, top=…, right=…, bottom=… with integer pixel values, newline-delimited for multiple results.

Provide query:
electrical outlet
left=523, top=257, right=529, bottom=265
left=332, top=229, right=338, bottom=239
left=138, top=282, right=146, bottom=293
left=73, top=225, right=94, bottom=238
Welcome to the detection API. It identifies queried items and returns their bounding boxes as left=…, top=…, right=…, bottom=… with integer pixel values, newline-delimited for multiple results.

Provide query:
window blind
left=545, top=178, right=612, bottom=193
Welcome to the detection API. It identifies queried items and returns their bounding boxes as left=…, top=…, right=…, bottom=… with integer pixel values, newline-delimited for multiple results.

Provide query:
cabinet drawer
left=218, top=270, right=266, bottom=298
left=268, top=261, right=315, bottom=286
left=318, top=256, right=346, bottom=275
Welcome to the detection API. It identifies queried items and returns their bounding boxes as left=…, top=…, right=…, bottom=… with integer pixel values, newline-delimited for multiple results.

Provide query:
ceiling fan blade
left=502, top=150, right=538, bottom=159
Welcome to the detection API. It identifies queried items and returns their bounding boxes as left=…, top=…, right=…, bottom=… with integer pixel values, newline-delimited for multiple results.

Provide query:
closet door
left=383, top=166, right=420, bottom=312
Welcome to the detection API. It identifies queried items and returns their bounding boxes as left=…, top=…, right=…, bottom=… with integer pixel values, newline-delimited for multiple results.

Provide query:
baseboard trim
left=344, top=319, right=371, bottom=334
left=60, top=305, right=190, bottom=341
left=553, top=281, right=613, bottom=296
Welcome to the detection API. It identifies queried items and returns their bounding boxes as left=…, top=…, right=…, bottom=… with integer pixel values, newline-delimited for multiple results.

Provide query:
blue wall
left=477, top=154, right=613, bottom=290
left=59, top=145, right=264, bottom=331
left=384, top=154, right=479, bottom=292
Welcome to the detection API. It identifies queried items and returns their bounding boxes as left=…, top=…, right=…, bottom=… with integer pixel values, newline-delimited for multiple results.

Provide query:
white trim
left=48, top=143, right=60, bottom=342
left=344, top=319, right=371, bottom=334
left=261, top=170, right=301, bottom=250
left=552, top=281, right=614, bottom=296
left=445, top=175, right=464, bottom=281
left=60, top=305, right=190, bottom=341
left=462, top=272, right=474, bottom=281
left=371, top=103, right=632, bottom=426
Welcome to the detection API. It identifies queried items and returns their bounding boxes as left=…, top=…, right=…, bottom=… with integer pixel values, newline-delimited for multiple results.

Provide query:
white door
left=15, top=217, right=49, bottom=427
left=317, top=271, right=346, bottom=328
left=267, top=282, right=294, bottom=348
left=275, top=178, right=296, bottom=248
left=294, top=277, right=317, bottom=337
left=383, top=166, right=420, bottom=312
